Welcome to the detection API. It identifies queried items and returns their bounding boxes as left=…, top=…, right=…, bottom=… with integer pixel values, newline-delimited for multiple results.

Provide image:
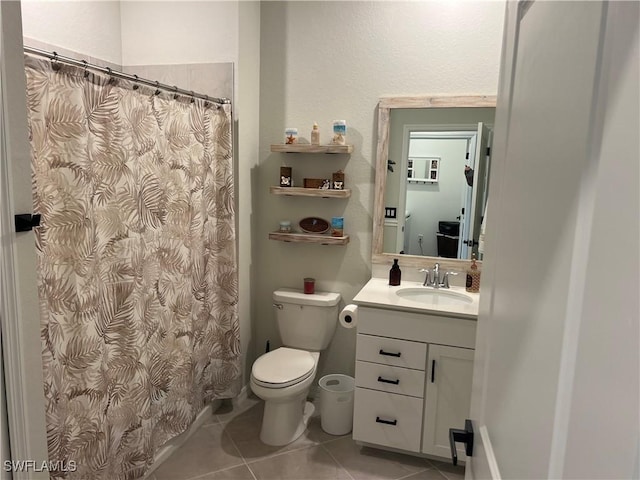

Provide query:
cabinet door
left=422, top=345, right=474, bottom=458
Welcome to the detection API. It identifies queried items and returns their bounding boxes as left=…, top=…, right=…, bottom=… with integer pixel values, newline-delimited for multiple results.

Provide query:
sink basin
left=395, top=288, right=474, bottom=306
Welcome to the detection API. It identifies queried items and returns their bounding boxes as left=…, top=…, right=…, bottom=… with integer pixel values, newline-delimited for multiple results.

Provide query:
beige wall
left=256, top=1, right=504, bottom=380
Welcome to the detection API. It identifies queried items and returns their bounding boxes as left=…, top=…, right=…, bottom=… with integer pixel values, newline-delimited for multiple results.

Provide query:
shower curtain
left=24, top=55, right=240, bottom=480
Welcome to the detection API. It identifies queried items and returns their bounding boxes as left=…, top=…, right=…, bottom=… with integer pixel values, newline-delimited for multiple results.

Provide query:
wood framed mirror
left=372, top=95, right=497, bottom=270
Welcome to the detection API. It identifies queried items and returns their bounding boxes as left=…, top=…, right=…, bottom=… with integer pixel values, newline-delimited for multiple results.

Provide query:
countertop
left=352, top=277, right=479, bottom=319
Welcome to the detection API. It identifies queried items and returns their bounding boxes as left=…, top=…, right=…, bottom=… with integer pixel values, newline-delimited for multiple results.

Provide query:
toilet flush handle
left=273, top=303, right=283, bottom=310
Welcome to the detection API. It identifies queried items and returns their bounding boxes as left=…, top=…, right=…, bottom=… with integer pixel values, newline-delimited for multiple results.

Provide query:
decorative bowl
left=299, top=217, right=330, bottom=234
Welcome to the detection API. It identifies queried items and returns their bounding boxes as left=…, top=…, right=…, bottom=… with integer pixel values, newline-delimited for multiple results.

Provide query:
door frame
left=398, top=125, right=480, bottom=257
left=0, top=2, right=49, bottom=478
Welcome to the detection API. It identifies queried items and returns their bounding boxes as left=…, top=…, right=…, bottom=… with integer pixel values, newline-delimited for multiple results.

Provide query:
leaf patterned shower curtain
left=24, top=55, right=241, bottom=480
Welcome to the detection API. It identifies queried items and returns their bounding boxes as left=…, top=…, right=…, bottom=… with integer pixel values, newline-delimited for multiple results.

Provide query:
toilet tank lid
left=273, top=288, right=341, bottom=307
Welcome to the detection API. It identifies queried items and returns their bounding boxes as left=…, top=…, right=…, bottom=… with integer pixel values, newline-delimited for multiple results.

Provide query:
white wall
left=21, top=0, right=122, bottom=64
left=120, top=1, right=238, bottom=66
left=236, top=1, right=261, bottom=384
left=257, top=1, right=504, bottom=380
left=560, top=2, right=639, bottom=476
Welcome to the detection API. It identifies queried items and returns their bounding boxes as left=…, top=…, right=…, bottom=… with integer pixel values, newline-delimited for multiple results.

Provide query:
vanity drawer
left=353, top=387, right=423, bottom=453
left=355, top=361, right=425, bottom=398
left=356, top=334, right=427, bottom=370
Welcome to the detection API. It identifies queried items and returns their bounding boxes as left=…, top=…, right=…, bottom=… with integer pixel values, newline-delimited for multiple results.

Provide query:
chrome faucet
left=420, top=263, right=457, bottom=289
left=432, top=263, right=440, bottom=288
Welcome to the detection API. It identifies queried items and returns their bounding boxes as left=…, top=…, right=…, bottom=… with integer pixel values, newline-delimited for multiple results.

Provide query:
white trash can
left=318, top=374, right=355, bottom=435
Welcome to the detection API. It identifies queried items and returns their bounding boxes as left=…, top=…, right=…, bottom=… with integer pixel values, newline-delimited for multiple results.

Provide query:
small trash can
left=318, top=374, right=355, bottom=435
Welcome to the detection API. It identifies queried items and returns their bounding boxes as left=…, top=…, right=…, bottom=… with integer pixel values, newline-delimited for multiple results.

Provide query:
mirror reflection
left=382, top=107, right=495, bottom=260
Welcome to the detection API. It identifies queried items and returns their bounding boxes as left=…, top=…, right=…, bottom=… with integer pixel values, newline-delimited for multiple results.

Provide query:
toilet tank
left=273, top=289, right=341, bottom=351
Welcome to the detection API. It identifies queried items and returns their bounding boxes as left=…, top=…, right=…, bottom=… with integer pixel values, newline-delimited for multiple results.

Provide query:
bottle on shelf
left=311, top=122, right=320, bottom=145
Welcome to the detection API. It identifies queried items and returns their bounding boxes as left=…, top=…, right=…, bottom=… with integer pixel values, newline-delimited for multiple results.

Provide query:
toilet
left=250, top=288, right=341, bottom=446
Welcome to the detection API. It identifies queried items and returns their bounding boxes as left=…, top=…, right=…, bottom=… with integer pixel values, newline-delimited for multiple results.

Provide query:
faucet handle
left=420, top=268, right=431, bottom=286
left=442, top=271, right=459, bottom=289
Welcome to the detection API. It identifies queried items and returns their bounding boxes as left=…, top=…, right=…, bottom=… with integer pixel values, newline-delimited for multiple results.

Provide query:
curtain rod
left=23, top=46, right=231, bottom=105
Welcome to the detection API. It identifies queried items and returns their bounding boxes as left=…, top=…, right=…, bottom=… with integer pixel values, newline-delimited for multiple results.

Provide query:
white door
left=466, top=1, right=639, bottom=479
left=422, top=345, right=474, bottom=459
left=0, top=2, right=49, bottom=478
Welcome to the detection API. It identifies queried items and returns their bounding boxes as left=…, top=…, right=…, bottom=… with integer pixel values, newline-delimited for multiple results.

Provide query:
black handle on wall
left=431, top=360, right=436, bottom=383
left=15, top=214, right=41, bottom=232
left=449, top=419, right=474, bottom=466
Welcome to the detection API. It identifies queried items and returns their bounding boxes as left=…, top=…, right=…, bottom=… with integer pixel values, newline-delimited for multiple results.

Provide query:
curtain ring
left=154, top=81, right=161, bottom=96
left=132, top=74, right=139, bottom=90
left=106, top=67, right=116, bottom=85
left=204, top=95, right=210, bottom=108
left=81, top=59, right=89, bottom=78
left=172, top=86, right=179, bottom=100
left=190, top=91, right=195, bottom=104
left=51, top=51, right=61, bottom=71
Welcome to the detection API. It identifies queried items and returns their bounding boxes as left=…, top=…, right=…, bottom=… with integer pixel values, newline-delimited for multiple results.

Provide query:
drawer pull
left=379, top=349, right=401, bottom=358
left=376, top=416, right=398, bottom=426
left=377, top=376, right=400, bottom=385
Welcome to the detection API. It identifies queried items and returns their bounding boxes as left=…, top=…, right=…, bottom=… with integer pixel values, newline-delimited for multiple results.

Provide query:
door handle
left=449, top=419, right=474, bottom=466
left=15, top=213, right=41, bottom=232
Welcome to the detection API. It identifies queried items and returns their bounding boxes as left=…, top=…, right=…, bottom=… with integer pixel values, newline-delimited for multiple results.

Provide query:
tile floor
left=149, top=396, right=465, bottom=480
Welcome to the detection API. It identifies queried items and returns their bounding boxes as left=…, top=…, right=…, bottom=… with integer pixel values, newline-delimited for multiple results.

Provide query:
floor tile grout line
left=170, top=425, right=249, bottom=480
left=318, top=434, right=351, bottom=446
left=225, top=429, right=259, bottom=480
left=394, top=466, right=441, bottom=480
left=319, top=443, right=356, bottom=480
left=241, top=441, right=325, bottom=466
left=178, top=461, right=249, bottom=480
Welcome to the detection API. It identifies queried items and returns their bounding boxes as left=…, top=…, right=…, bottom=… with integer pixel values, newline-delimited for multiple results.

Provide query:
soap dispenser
left=466, top=253, right=481, bottom=292
left=389, top=259, right=401, bottom=286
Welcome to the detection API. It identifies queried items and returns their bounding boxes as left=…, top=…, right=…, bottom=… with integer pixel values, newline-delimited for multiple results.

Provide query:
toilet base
left=259, top=394, right=315, bottom=446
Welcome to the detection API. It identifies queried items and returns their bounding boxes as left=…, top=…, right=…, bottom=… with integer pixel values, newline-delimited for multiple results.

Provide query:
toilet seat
left=252, top=347, right=316, bottom=389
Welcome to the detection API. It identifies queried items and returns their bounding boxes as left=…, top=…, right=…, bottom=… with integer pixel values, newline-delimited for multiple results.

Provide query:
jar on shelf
left=279, top=220, right=292, bottom=233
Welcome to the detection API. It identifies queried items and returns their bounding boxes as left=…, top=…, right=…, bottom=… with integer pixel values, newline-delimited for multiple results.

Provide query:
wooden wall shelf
left=270, top=144, right=353, bottom=154
left=270, top=186, right=351, bottom=198
left=268, top=232, right=350, bottom=245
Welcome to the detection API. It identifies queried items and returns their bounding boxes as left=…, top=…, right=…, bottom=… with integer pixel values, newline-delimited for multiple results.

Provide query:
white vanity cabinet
left=352, top=305, right=476, bottom=461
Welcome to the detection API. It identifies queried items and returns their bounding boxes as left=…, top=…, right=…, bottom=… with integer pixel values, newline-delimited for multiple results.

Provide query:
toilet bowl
left=250, top=348, right=320, bottom=446
left=250, top=288, right=341, bottom=446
